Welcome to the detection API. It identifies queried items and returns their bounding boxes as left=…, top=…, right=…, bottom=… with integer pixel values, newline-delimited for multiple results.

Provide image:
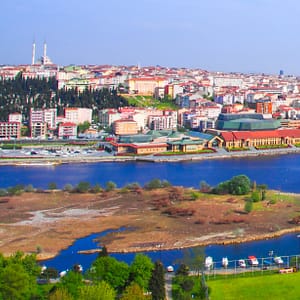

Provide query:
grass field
left=122, top=94, right=178, bottom=109
left=208, top=272, right=300, bottom=300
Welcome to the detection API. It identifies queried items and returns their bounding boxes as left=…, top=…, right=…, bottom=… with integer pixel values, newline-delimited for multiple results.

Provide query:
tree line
left=0, top=73, right=129, bottom=121
left=0, top=249, right=166, bottom=300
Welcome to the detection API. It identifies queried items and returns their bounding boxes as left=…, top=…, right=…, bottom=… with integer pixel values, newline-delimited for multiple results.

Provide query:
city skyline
left=2, top=0, right=300, bottom=75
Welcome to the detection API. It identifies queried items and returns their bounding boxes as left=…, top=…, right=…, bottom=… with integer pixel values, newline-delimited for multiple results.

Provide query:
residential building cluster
left=2, top=44, right=300, bottom=153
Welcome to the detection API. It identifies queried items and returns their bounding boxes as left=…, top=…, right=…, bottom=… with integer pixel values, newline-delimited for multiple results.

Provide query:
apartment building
left=8, top=113, right=22, bottom=123
left=58, top=122, right=77, bottom=139
left=113, top=119, right=139, bottom=135
left=127, top=77, right=168, bottom=95
left=0, top=122, right=21, bottom=139
left=64, top=108, right=92, bottom=125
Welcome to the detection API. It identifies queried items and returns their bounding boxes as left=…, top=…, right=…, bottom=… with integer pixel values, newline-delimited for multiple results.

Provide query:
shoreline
left=37, top=225, right=300, bottom=261
left=1, top=146, right=300, bottom=165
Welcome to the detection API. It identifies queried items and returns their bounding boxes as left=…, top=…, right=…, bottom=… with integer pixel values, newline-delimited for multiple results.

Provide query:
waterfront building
left=30, top=122, right=47, bottom=139
left=0, top=122, right=21, bottom=139
left=216, top=113, right=281, bottom=131
left=113, top=119, right=139, bottom=135
left=58, top=122, right=77, bottom=139
left=220, top=129, right=300, bottom=148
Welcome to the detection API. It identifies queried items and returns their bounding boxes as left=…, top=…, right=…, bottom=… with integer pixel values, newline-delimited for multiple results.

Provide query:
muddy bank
left=0, top=189, right=299, bottom=260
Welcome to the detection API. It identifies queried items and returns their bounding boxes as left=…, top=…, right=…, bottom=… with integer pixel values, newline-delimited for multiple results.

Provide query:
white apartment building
left=43, top=108, right=57, bottom=130
left=64, top=108, right=92, bottom=125
left=58, top=122, right=77, bottom=139
left=148, top=111, right=177, bottom=131
left=8, top=113, right=22, bottom=123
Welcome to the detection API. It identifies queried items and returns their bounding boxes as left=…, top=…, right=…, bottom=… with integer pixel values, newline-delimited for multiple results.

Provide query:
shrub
left=105, top=181, right=116, bottom=192
left=76, top=181, right=91, bottom=193
left=251, top=190, right=261, bottom=202
left=0, top=189, right=8, bottom=197
left=24, top=184, right=35, bottom=192
left=48, top=182, right=57, bottom=190
left=244, top=200, right=253, bottom=213
left=63, top=184, right=74, bottom=192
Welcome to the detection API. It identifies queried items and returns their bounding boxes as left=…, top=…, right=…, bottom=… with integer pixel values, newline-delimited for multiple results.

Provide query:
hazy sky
left=2, top=0, right=300, bottom=75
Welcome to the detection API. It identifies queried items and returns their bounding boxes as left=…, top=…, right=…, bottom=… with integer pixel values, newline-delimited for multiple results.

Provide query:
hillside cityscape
left=1, top=42, right=300, bottom=156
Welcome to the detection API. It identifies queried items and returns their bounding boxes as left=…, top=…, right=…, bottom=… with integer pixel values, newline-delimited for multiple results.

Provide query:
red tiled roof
left=60, top=122, right=77, bottom=127
left=221, top=129, right=300, bottom=141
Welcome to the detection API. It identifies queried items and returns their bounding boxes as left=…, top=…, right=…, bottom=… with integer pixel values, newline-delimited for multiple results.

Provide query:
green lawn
left=208, top=272, right=300, bottom=300
left=123, top=94, right=178, bottom=109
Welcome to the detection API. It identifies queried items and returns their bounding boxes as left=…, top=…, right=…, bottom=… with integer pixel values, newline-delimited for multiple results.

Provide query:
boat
left=167, top=265, right=174, bottom=272
left=248, top=255, right=259, bottom=266
left=238, top=259, right=246, bottom=268
left=205, top=256, right=213, bottom=269
left=222, top=257, right=229, bottom=268
left=274, top=256, right=284, bottom=265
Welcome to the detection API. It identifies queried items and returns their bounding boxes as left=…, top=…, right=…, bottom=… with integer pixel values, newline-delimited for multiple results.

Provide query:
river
left=2, top=153, right=300, bottom=270
left=1, top=153, right=299, bottom=192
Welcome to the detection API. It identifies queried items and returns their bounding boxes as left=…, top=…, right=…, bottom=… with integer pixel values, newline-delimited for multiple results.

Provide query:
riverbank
left=1, top=187, right=300, bottom=261
left=1, top=146, right=300, bottom=165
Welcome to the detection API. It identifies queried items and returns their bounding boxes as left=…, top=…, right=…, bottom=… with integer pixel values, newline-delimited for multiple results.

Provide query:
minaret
left=31, top=41, right=36, bottom=65
left=43, top=42, right=47, bottom=64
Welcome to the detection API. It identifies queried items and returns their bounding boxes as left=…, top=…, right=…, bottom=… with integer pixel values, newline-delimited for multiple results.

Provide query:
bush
left=24, top=184, right=35, bottom=192
left=251, top=190, right=261, bottom=202
left=48, top=182, right=57, bottom=190
left=105, top=181, right=116, bottom=192
left=0, top=189, right=8, bottom=197
left=63, top=184, right=74, bottom=192
left=91, top=184, right=102, bottom=193
left=244, top=200, right=253, bottom=213
left=76, top=181, right=91, bottom=193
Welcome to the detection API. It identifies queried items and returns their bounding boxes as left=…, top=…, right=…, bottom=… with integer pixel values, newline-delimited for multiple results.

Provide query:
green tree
left=78, top=121, right=90, bottom=133
left=179, top=247, right=205, bottom=276
left=105, top=181, right=117, bottom=192
left=49, top=288, right=73, bottom=300
left=228, top=175, right=251, bottom=195
left=213, top=175, right=251, bottom=195
left=75, top=181, right=91, bottom=193
left=120, top=282, right=149, bottom=300
left=144, top=178, right=162, bottom=190
left=48, top=182, right=57, bottom=190
left=63, top=184, right=74, bottom=192
left=0, top=188, right=7, bottom=197
left=199, top=180, right=211, bottom=193
left=176, top=264, right=189, bottom=276
left=98, top=245, right=109, bottom=258
left=129, top=254, right=154, bottom=290
left=180, top=278, right=194, bottom=292
left=92, top=183, right=103, bottom=193
left=78, top=281, right=115, bottom=300
left=24, top=184, right=35, bottom=192
left=149, top=260, right=165, bottom=300
left=88, top=256, right=130, bottom=292
left=59, top=270, right=84, bottom=299
left=0, top=263, right=31, bottom=300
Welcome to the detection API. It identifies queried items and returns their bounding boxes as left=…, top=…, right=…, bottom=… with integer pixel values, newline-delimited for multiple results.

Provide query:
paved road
left=165, top=273, right=174, bottom=300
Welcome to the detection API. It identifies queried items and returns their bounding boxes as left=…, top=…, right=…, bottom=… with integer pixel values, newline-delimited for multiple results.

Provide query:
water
left=1, top=153, right=300, bottom=192
left=2, top=154, right=300, bottom=270
left=42, top=229, right=300, bottom=272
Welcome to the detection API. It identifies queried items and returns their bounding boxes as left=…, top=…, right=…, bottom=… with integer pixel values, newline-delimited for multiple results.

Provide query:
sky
left=1, top=0, right=300, bottom=75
